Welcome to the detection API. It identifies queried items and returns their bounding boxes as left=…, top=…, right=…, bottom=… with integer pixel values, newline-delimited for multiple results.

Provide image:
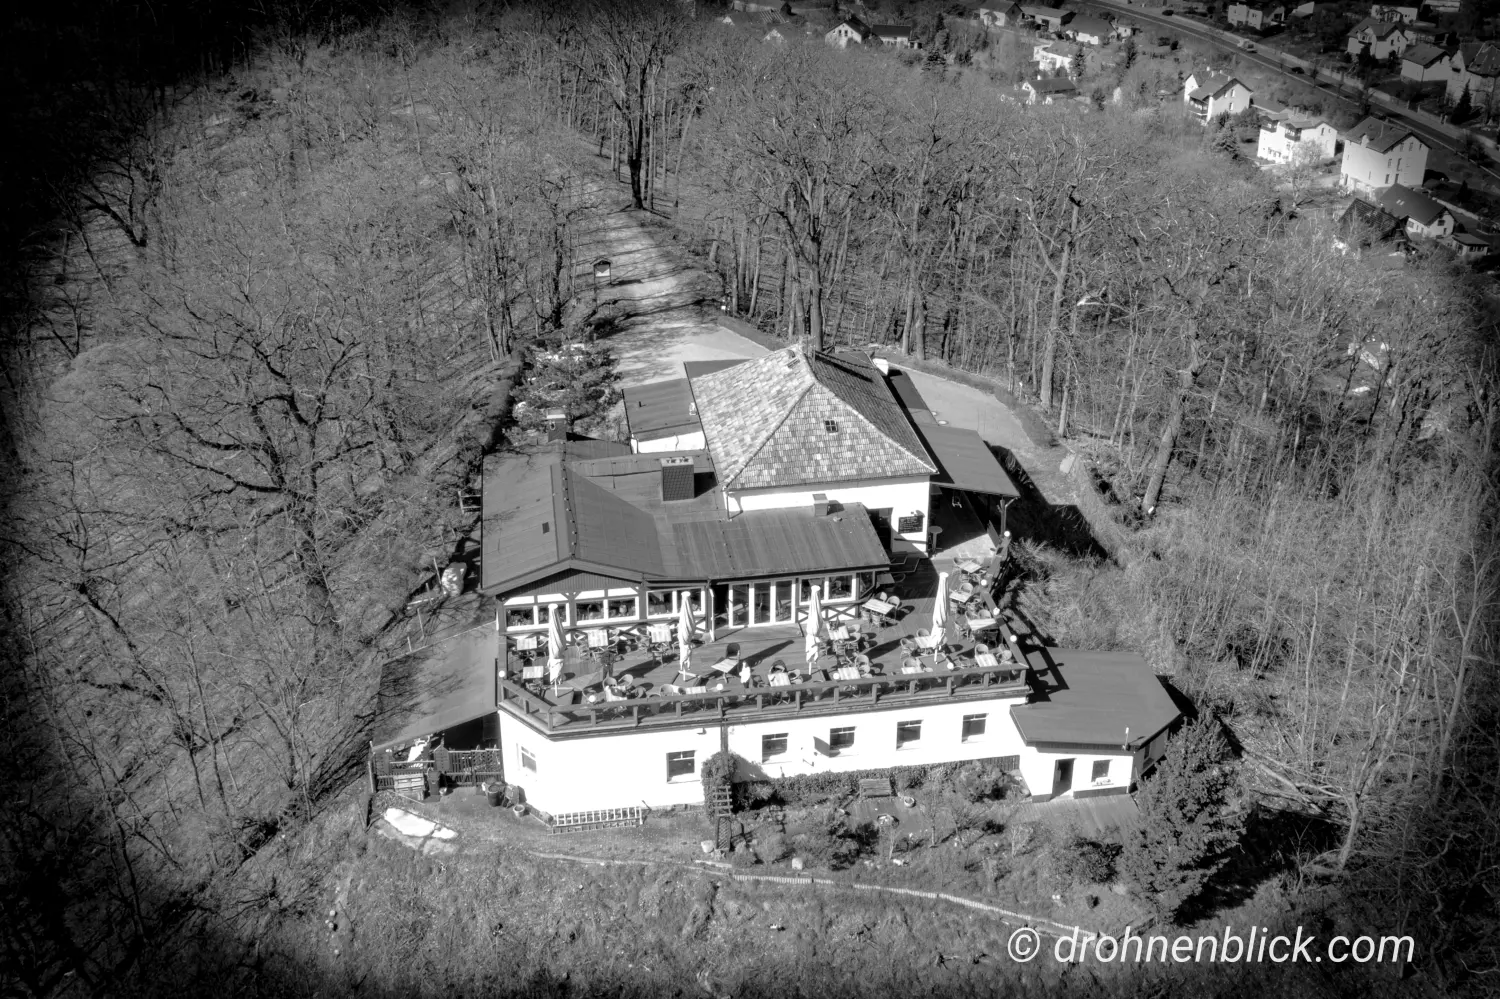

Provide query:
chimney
left=660, top=455, right=694, bottom=502
left=812, top=493, right=830, bottom=517
left=545, top=409, right=568, bottom=442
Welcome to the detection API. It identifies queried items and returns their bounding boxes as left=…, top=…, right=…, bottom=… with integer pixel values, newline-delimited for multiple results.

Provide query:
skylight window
left=824, top=419, right=839, bottom=434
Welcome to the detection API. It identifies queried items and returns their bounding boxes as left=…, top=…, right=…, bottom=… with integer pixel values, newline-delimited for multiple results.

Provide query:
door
left=870, top=508, right=893, bottom=551
left=711, top=583, right=730, bottom=631
left=1053, top=759, right=1074, bottom=797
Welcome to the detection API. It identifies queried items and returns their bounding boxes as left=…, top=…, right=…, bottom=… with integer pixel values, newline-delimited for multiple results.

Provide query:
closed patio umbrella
left=546, top=604, right=565, bottom=693
left=677, top=595, right=698, bottom=681
left=931, top=572, right=951, bottom=652
left=804, top=584, right=827, bottom=672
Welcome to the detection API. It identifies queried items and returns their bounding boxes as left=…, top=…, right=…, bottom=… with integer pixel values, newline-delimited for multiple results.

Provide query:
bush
left=737, top=760, right=1000, bottom=808
left=752, top=830, right=790, bottom=866
left=1054, top=837, right=1123, bottom=886
left=953, top=761, right=1015, bottom=803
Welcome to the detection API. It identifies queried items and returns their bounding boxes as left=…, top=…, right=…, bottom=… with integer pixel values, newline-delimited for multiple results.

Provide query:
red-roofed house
left=1347, top=17, right=1414, bottom=60
left=1339, top=117, right=1428, bottom=194
left=1183, top=69, right=1254, bottom=121
left=1375, top=183, right=1455, bottom=238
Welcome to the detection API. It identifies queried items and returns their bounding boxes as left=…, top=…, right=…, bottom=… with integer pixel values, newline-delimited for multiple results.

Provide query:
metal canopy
left=371, top=625, right=498, bottom=752
left=921, top=424, right=1020, bottom=499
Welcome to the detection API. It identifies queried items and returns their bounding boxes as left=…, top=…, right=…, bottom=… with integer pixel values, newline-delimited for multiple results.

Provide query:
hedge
left=737, top=757, right=1020, bottom=809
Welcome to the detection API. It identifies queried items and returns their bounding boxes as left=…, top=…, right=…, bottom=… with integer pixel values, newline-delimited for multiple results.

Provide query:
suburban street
left=1078, top=0, right=1500, bottom=183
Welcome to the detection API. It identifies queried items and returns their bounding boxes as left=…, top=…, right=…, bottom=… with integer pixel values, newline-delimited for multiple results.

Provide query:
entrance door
left=1053, top=759, right=1075, bottom=797
left=711, top=583, right=730, bottom=631
left=869, top=508, right=893, bottom=551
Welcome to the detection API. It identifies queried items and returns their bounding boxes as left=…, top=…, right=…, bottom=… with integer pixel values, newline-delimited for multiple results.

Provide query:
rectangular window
left=962, top=714, right=987, bottom=742
left=829, top=727, right=856, bottom=752
left=762, top=733, right=789, bottom=761
left=896, top=720, right=922, bottom=749
left=575, top=599, right=605, bottom=622
left=680, top=589, right=703, bottom=613
left=826, top=574, right=853, bottom=600
left=752, top=582, right=771, bottom=624
left=607, top=597, right=637, bottom=620
left=647, top=590, right=675, bottom=617
left=519, top=746, right=537, bottom=773
left=799, top=577, right=821, bottom=603
left=729, top=584, right=749, bottom=627
left=506, top=606, right=536, bottom=628
left=774, top=581, right=793, bottom=621
left=667, top=750, right=696, bottom=781
left=1385, top=174, right=1391, bottom=185
left=1091, top=760, right=1111, bottom=782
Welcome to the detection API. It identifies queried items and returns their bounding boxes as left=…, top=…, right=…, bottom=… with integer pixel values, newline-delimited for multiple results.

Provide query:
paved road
left=1081, top=0, right=1500, bottom=182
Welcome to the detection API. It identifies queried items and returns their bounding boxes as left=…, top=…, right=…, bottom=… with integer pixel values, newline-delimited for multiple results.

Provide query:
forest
left=0, top=0, right=1496, bottom=996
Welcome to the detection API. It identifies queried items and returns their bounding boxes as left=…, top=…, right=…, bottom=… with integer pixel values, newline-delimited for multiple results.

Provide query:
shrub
left=1054, top=837, right=1123, bottom=886
left=953, top=761, right=1014, bottom=803
left=736, top=760, right=998, bottom=808
left=753, top=831, right=790, bottom=866
left=831, top=820, right=880, bottom=870
left=700, top=750, right=743, bottom=812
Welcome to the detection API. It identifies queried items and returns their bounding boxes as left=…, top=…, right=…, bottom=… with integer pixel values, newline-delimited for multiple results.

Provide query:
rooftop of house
left=1375, top=183, right=1448, bottom=226
left=1338, top=198, right=1408, bottom=244
left=1458, top=40, right=1500, bottom=75
left=871, top=23, right=913, bottom=38
left=1010, top=649, right=1179, bottom=749
left=1022, top=5, right=1071, bottom=17
left=690, top=346, right=937, bottom=492
left=831, top=16, right=871, bottom=34
left=1067, top=14, right=1113, bottom=35
left=1189, top=74, right=1245, bottom=101
left=1344, top=116, right=1420, bottom=153
left=1349, top=16, right=1405, bottom=37
left=480, top=439, right=891, bottom=594
left=1029, top=76, right=1081, bottom=94
left=1402, top=42, right=1451, bottom=66
left=1252, top=95, right=1288, bottom=114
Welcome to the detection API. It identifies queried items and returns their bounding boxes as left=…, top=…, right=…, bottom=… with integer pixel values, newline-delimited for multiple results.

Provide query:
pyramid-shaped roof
left=690, top=346, right=936, bottom=491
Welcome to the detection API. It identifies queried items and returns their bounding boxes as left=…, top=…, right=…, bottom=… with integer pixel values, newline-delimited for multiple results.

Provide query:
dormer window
left=824, top=419, right=839, bottom=434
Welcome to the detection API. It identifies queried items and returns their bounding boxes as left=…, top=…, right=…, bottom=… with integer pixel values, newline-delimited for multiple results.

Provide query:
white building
left=1375, top=183, right=1455, bottom=238
left=1339, top=116, right=1428, bottom=194
left=1184, top=69, right=1254, bottom=121
left=826, top=16, right=872, bottom=47
left=1257, top=113, right=1338, bottom=163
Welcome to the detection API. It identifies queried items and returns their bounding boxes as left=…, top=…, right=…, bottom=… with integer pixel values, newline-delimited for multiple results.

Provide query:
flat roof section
left=373, top=623, right=497, bottom=752
left=622, top=379, right=701, bottom=441
left=1010, top=649, right=1179, bottom=749
left=922, top=423, right=1020, bottom=499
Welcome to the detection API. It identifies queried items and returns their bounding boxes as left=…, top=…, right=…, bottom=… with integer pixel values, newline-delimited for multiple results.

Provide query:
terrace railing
left=497, top=662, right=1031, bottom=735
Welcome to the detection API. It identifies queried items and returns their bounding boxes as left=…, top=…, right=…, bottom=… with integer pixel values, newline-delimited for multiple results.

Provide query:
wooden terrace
left=499, top=552, right=1034, bottom=736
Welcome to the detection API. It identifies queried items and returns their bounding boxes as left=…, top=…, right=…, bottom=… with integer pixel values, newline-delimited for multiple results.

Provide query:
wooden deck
left=499, top=547, right=1033, bottom=736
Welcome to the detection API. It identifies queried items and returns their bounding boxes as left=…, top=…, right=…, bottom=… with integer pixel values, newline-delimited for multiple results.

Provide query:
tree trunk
left=1142, top=338, right=1206, bottom=516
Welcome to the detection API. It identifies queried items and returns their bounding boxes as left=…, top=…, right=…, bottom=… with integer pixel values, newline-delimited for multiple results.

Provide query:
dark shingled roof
left=1344, top=116, right=1421, bottom=154
left=1067, top=15, right=1114, bottom=37
left=871, top=23, right=913, bottom=38
left=921, top=424, right=1020, bottom=499
left=481, top=438, right=891, bottom=593
left=690, top=346, right=936, bottom=491
left=1010, top=649, right=1180, bottom=748
left=1338, top=199, right=1407, bottom=246
left=1402, top=43, right=1450, bottom=67
left=1375, top=183, right=1448, bottom=227
left=372, top=622, right=497, bottom=752
left=1030, top=76, right=1081, bottom=95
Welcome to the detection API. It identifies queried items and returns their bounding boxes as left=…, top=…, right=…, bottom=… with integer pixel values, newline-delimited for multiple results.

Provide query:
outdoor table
left=901, top=664, right=927, bottom=675
left=975, top=651, right=1000, bottom=669
left=515, top=634, right=541, bottom=651
left=862, top=596, right=899, bottom=618
left=916, top=632, right=942, bottom=651
left=957, top=559, right=983, bottom=576
left=521, top=664, right=546, bottom=681
left=768, top=673, right=791, bottom=687
left=966, top=614, right=1000, bottom=634
left=830, top=624, right=854, bottom=642
left=648, top=623, right=673, bottom=644
left=683, top=685, right=709, bottom=696
left=833, top=665, right=861, bottom=681
left=706, top=658, right=739, bottom=675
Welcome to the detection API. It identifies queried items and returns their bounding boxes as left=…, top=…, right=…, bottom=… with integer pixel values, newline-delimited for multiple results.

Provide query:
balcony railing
left=497, top=662, right=1032, bottom=736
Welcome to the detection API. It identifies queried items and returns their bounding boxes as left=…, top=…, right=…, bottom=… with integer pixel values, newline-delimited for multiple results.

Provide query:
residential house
left=1023, top=76, right=1082, bottom=103
left=1112, top=19, right=1139, bottom=38
left=1034, top=42, right=1076, bottom=75
left=1347, top=18, right=1414, bottom=60
left=1184, top=69, right=1254, bottom=122
left=826, top=17, right=872, bottom=46
left=1227, top=3, right=1286, bottom=29
left=872, top=23, right=919, bottom=48
left=1375, top=183, right=1455, bottom=238
left=393, top=345, right=1181, bottom=819
left=763, top=27, right=788, bottom=43
left=1288, top=1, right=1318, bottom=15
left=1401, top=43, right=1453, bottom=82
left=1339, top=116, right=1428, bottom=194
left=1065, top=14, right=1115, bottom=45
left=1445, top=231, right=1492, bottom=259
left=1446, top=41, right=1500, bottom=117
left=1258, top=113, right=1338, bottom=163
left=1369, top=3, right=1419, bottom=23
left=1336, top=198, right=1410, bottom=253
left=1022, top=5, right=1075, bottom=31
left=976, top=1, right=1026, bottom=27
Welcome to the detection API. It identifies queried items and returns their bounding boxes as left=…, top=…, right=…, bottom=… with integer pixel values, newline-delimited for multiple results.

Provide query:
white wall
left=727, top=475, right=932, bottom=550
left=498, top=693, right=1029, bottom=815
left=1341, top=135, right=1426, bottom=193
left=1258, top=122, right=1336, bottom=162
left=1017, top=745, right=1136, bottom=799
left=634, top=430, right=706, bottom=453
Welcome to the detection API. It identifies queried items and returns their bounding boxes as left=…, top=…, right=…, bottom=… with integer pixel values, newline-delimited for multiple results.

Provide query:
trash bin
left=483, top=782, right=503, bottom=807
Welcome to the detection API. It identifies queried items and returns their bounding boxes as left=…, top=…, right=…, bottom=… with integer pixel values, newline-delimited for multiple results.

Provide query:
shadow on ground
left=994, top=445, right=1111, bottom=562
